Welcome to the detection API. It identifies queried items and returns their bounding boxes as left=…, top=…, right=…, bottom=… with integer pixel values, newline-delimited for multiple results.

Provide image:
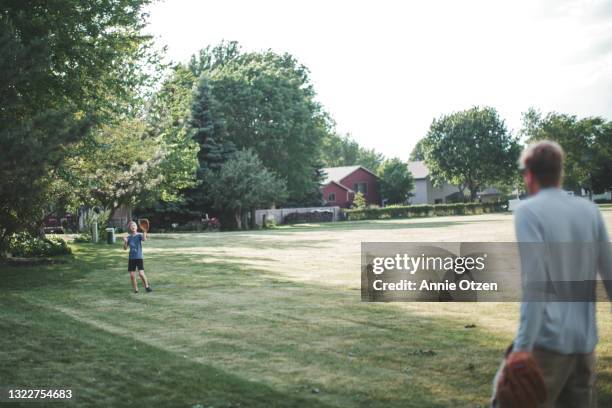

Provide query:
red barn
left=321, top=166, right=380, bottom=208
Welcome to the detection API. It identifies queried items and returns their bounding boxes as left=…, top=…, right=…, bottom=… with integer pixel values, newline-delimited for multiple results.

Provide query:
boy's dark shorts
left=128, top=259, right=144, bottom=272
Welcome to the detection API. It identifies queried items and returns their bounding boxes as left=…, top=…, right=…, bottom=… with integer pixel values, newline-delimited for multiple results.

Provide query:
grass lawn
left=2, top=210, right=612, bottom=407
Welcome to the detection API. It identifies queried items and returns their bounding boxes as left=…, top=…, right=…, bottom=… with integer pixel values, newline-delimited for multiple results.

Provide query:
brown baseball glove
left=496, top=351, right=547, bottom=408
left=138, top=218, right=150, bottom=233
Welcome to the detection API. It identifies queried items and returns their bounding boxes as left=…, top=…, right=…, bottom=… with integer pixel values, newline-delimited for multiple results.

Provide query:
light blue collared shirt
left=513, top=188, right=612, bottom=354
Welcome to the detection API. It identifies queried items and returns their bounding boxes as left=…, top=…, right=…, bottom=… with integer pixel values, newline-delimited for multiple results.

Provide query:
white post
left=92, top=221, right=98, bottom=243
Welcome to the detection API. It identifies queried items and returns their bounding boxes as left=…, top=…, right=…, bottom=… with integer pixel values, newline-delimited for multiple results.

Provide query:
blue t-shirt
left=127, top=233, right=143, bottom=260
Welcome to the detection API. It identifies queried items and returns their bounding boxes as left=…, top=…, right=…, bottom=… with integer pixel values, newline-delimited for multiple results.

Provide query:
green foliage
left=0, top=0, right=160, bottom=254
left=352, top=192, right=367, bottom=209
left=409, top=140, right=426, bottom=161
left=73, top=234, right=93, bottom=244
left=145, top=64, right=200, bottom=203
left=377, top=158, right=415, bottom=204
left=59, top=119, right=166, bottom=211
left=344, top=202, right=507, bottom=221
left=204, top=49, right=330, bottom=205
left=520, top=108, right=612, bottom=194
left=264, top=218, right=278, bottom=229
left=82, top=208, right=111, bottom=234
left=206, top=150, right=288, bottom=229
left=321, top=133, right=384, bottom=172
left=8, top=234, right=72, bottom=258
left=185, top=74, right=237, bottom=213
left=422, top=106, right=521, bottom=201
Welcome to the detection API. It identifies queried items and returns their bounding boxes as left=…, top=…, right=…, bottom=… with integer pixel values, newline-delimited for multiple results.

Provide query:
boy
left=123, top=221, right=152, bottom=293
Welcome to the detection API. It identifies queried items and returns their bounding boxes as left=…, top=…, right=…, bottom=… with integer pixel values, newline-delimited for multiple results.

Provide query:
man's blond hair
left=519, top=140, right=564, bottom=187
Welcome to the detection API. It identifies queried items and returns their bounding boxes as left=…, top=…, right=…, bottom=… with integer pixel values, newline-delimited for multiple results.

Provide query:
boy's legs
left=129, top=271, right=139, bottom=292
left=138, top=269, right=150, bottom=289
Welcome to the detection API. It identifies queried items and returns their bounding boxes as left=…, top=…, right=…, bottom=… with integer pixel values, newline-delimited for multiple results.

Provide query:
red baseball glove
left=496, top=351, right=547, bottom=408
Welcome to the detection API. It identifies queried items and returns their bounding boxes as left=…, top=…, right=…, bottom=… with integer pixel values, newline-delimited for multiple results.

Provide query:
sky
left=145, top=0, right=612, bottom=160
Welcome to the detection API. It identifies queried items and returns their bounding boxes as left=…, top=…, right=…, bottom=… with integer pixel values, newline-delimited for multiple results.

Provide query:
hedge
left=8, top=233, right=72, bottom=258
left=343, top=202, right=508, bottom=221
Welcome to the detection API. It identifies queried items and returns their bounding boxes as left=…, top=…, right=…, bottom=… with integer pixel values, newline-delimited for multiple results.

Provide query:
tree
left=186, top=74, right=236, bottom=213
left=0, top=0, right=159, bottom=254
left=409, top=140, right=426, bottom=161
left=353, top=192, right=367, bottom=209
left=145, top=65, right=200, bottom=204
left=320, top=133, right=384, bottom=172
left=60, top=118, right=166, bottom=214
left=377, top=158, right=415, bottom=204
left=520, top=108, right=612, bottom=195
left=422, top=106, right=521, bottom=201
left=206, top=150, right=288, bottom=229
left=206, top=50, right=330, bottom=205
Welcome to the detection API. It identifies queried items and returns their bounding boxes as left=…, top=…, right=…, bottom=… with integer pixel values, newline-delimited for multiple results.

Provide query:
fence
left=254, top=206, right=342, bottom=226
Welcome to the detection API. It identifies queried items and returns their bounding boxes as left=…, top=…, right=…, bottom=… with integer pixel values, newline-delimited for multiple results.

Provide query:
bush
left=343, top=202, right=507, bottom=221
left=9, top=233, right=72, bottom=257
left=73, top=234, right=92, bottom=243
left=264, top=217, right=278, bottom=229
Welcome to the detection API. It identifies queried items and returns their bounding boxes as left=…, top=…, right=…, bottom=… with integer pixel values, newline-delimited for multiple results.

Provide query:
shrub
left=343, top=202, right=507, bottom=221
left=73, top=234, right=92, bottom=243
left=352, top=192, right=367, bottom=209
left=9, top=233, right=72, bottom=257
left=264, top=217, right=278, bottom=229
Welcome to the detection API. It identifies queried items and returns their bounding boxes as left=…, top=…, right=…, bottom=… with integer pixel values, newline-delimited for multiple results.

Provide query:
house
left=321, top=165, right=380, bottom=208
left=477, top=187, right=503, bottom=203
left=407, top=161, right=461, bottom=204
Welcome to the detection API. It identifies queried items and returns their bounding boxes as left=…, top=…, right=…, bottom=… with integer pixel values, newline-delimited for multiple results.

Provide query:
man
left=493, top=140, right=612, bottom=407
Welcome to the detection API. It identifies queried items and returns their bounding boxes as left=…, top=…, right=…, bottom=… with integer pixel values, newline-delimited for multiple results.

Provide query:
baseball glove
left=496, top=351, right=547, bottom=408
left=138, top=218, right=150, bottom=233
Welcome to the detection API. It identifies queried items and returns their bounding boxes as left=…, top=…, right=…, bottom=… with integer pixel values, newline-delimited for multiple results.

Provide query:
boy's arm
left=142, top=230, right=147, bottom=241
left=123, top=235, right=128, bottom=250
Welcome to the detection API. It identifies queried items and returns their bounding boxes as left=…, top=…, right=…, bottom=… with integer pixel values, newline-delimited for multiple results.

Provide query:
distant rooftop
left=322, top=165, right=373, bottom=185
left=407, top=161, right=429, bottom=179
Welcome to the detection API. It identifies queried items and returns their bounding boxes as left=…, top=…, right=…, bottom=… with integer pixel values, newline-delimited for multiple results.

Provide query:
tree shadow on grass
left=0, top=297, right=338, bottom=408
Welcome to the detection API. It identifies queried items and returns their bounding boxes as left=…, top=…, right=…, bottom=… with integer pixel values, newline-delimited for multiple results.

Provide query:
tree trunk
left=234, top=209, right=242, bottom=230
left=250, top=208, right=256, bottom=229
left=38, top=209, right=46, bottom=239
left=466, top=180, right=477, bottom=202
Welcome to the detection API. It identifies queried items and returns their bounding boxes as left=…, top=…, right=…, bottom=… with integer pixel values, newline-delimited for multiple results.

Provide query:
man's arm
left=513, top=206, right=547, bottom=352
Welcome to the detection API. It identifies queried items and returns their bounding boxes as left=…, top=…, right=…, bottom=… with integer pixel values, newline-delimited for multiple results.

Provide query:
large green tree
left=207, top=150, right=288, bottom=229
left=205, top=50, right=330, bottom=205
left=377, top=158, right=415, bottom=204
left=184, top=74, right=236, bottom=214
left=521, top=108, right=612, bottom=195
left=320, top=133, right=384, bottom=172
left=0, top=0, right=158, bottom=253
left=422, top=106, right=521, bottom=201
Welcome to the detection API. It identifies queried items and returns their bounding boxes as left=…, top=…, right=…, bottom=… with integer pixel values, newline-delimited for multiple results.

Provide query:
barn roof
left=321, top=165, right=377, bottom=185
left=407, top=161, right=429, bottom=179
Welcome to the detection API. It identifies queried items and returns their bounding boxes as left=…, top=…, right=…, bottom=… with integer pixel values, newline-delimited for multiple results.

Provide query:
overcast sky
left=146, top=0, right=612, bottom=160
